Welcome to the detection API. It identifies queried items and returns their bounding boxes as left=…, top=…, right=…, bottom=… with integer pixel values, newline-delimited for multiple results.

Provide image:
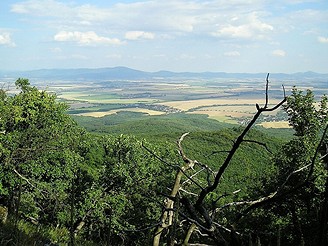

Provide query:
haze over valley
left=1, top=66, right=326, bottom=129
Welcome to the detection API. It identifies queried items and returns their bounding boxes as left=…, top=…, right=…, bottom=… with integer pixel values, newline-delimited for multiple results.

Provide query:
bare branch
left=177, top=132, right=197, bottom=169
left=151, top=132, right=209, bottom=246
left=212, top=189, right=242, bottom=207
left=13, top=168, right=48, bottom=198
left=233, top=125, right=328, bottom=222
left=213, top=222, right=242, bottom=236
left=179, top=188, right=198, bottom=196
left=265, top=73, right=270, bottom=108
left=307, top=123, right=328, bottom=181
left=182, top=168, right=205, bottom=187
left=193, top=75, right=287, bottom=227
left=278, top=164, right=311, bottom=192
left=143, top=142, right=204, bottom=190
left=178, top=209, right=214, bottom=233
left=142, top=142, right=177, bottom=169
left=243, top=139, right=273, bottom=154
left=13, top=169, right=37, bottom=190
left=218, top=191, right=278, bottom=211
left=320, top=153, right=328, bottom=161
left=262, top=99, right=287, bottom=112
left=196, top=161, right=216, bottom=186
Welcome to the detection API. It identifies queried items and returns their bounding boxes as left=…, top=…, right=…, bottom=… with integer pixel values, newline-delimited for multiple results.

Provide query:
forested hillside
left=0, top=78, right=327, bottom=245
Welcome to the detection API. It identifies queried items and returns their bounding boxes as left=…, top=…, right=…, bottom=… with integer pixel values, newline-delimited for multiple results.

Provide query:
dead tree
left=145, top=74, right=328, bottom=245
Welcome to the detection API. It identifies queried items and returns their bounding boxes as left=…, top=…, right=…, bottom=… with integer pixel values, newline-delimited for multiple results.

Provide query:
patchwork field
left=77, top=108, right=165, bottom=117
left=158, top=98, right=282, bottom=111
left=46, top=79, right=292, bottom=128
left=1, top=70, right=326, bottom=131
left=0, top=76, right=305, bottom=128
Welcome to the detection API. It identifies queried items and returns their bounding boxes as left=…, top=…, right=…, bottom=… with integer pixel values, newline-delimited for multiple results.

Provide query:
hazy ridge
left=1, top=66, right=328, bottom=81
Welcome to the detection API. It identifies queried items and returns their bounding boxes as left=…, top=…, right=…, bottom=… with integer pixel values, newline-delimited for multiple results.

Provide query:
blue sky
left=0, top=0, right=327, bottom=73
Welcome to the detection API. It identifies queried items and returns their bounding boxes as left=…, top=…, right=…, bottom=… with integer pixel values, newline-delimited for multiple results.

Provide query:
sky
left=0, top=0, right=327, bottom=73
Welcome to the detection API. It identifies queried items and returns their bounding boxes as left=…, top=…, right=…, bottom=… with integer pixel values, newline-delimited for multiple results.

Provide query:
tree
left=147, top=75, right=328, bottom=245
left=0, top=79, right=174, bottom=245
left=0, top=79, right=89, bottom=244
left=267, top=88, right=328, bottom=245
left=1, top=77, right=327, bottom=245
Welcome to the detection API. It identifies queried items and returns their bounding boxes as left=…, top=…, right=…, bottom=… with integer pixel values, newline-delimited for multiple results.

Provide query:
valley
left=1, top=67, right=327, bottom=129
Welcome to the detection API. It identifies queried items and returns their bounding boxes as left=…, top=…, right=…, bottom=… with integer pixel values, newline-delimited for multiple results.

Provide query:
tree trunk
left=153, top=133, right=196, bottom=246
left=183, top=223, right=196, bottom=246
left=152, top=171, right=181, bottom=246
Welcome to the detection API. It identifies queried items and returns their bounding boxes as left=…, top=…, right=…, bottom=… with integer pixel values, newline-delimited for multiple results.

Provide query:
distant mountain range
left=0, top=66, right=327, bottom=81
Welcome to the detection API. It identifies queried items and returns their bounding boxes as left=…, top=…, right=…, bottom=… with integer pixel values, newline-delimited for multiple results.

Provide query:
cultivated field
left=45, top=79, right=292, bottom=127
left=1, top=77, right=307, bottom=128
left=77, top=108, right=165, bottom=117
left=258, top=121, right=290, bottom=128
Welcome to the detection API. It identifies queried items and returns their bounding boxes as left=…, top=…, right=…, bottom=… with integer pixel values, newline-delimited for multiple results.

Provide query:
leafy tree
left=147, top=78, right=328, bottom=245
left=1, top=77, right=327, bottom=246
left=0, top=79, right=175, bottom=245
left=0, top=79, right=89, bottom=244
left=266, top=88, right=328, bottom=245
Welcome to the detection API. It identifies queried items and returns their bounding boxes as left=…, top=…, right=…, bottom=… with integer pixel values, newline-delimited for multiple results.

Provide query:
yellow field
left=197, top=105, right=257, bottom=113
left=257, top=121, right=290, bottom=128
left=56, top=84, right=289, bottom=127
left=187, top=112, right=239, bottom=124
left=76, top=108, right=165, bottom=117
left=159, top=98, right=282, bottom=111
left=58, top=93, right=159, bottom=104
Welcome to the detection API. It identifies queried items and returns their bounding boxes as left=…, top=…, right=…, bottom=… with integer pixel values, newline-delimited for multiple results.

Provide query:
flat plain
left=2, top=74, right=325, bottom=128
left=44, top=78, right=293, bottom=127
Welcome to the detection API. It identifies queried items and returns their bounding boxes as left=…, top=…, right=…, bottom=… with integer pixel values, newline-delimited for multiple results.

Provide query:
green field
left=22, top=76, right=322, bottom=129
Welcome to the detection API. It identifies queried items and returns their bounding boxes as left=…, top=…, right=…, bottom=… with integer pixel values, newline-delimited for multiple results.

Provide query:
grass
left=205, top=115, right=238, bottom=124
left=0, top=217, right=100, bottom=246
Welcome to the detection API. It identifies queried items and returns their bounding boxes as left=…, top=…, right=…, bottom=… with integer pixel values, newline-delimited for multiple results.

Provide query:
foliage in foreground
left=149, top=86, right=327, bottom=245
left=0, top=79, right=174, bottom=245
left=0, top=79, right=327, bottom=245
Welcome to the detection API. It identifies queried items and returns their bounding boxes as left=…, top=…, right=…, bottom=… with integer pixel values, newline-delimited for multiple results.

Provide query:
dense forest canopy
left=0, top=78, right=327, bottom=245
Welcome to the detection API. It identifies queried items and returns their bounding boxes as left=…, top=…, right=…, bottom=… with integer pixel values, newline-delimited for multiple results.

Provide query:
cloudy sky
left=0, top=0, right=327, bottom=73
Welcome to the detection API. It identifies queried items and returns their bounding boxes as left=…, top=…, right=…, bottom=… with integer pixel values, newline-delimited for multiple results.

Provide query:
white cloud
left=0, top=32, right=16, bottom=47
left=125, top=31, right=155, bottom=40
left=213, top=25, right=252, bottom=38
left=54, top=31, right=124, bottom=45
left=11, top=1, right=275, bottom=39
left=271, top=49, right=286, bottom=57
left=318, top=36, right=328, bottom=43
left=224, top=51, right=241, bottom=57
left=11, top=0, right=111, bottom=28
left=211, top=12, right=273, bottom=39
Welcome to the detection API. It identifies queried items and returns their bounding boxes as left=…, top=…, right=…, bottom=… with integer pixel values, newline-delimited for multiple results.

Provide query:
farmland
left=2, top=68, right=326, bottom=128
left=47, top=78, right=291, bottom=127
